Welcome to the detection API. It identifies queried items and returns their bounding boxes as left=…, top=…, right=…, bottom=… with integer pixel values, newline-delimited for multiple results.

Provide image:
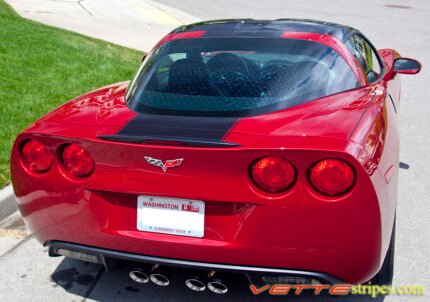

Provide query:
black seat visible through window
left=168, top=59, right=217, bottom=96
left=261, top=60, right=331, bottom=97
left=128, top=37, right=362, bottom=116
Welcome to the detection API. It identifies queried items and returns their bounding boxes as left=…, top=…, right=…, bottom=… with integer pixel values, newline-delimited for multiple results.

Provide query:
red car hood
left=28, top=81, right=376, bottom=149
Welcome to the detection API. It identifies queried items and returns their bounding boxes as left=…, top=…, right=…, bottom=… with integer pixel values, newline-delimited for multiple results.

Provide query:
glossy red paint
left=9, top=83, right=384, bottom=284
left=9, top=25, right=420, bottom=285
left=151, top=30, right=207, bottom=52
left=281, top=31, right=368, bottom=85
left=379, top=48, right=402, bottom=81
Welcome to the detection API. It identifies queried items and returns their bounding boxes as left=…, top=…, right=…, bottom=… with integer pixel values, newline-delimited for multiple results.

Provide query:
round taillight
left=21, top=140, right=53, bottom=173
left=309, top=159, right=355, bottom=196
left=251, top=156, right=296, bottom=193
left=61, top=144, right=94, bottom=178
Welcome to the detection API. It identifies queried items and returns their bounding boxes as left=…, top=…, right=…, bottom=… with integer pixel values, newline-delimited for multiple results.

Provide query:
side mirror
left=141, top=54, right=147, bottom=63
left=393, top=58, right=421, bottom=75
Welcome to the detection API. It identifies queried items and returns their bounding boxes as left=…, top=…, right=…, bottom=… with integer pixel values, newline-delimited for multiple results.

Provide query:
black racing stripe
left=179, top=19, right=353, bottom=42
left=118, top=113, right=239, bottom=141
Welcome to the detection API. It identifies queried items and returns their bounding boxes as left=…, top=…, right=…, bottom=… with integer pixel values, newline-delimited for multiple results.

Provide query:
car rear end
left=11, top=130, right=383, bottom=285
left=10, top=24, right=386, bottom=287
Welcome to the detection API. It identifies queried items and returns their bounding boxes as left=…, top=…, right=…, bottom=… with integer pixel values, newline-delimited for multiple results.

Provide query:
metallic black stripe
left=177, top=18, right=355, bottom=42
left=97, top=135, right=240, bottom=147
left=116, top=113, right=238, bottom=143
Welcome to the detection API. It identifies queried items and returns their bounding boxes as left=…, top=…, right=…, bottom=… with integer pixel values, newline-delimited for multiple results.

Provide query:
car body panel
left=10, top=18, right=408, bottom=285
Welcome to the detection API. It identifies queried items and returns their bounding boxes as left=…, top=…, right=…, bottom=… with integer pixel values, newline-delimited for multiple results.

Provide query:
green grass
left=0, top=1, right=142, bottom=187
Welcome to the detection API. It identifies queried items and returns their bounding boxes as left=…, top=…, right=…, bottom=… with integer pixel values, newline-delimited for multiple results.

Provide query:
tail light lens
left=251, top=156, right=296, bottom=193
left=309, top=159, right=355, bottom=196
left=21, top=140, right=53, bottom=173
left=61, top=144, right=94, bottom=178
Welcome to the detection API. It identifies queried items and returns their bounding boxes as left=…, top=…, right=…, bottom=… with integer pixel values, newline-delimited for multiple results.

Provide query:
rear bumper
left=14, top=184, right=383, bottom=284
left=47, top=240, right=344, bottom=284
left=11, top=138, right=387, bottom=284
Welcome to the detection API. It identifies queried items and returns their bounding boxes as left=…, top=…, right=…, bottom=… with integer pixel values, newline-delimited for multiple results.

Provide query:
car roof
left=174, top=19, right=359, bottom=42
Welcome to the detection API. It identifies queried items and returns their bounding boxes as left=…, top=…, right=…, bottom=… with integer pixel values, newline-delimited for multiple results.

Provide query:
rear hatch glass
left=126, top=37, right=360, bottom=117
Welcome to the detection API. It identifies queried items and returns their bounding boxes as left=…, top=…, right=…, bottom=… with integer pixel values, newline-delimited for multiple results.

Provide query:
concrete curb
left=0, top=185, right=18, bottom=222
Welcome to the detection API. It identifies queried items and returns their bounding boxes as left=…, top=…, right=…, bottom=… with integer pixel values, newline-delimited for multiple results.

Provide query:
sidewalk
left=5, top=0, right=200, bottom=51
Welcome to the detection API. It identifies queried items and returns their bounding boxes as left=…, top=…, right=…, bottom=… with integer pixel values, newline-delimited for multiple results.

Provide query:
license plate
left=137, top=195, right=205, bottom=238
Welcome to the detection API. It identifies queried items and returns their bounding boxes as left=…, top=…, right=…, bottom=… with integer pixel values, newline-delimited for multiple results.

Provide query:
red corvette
left=11, top=19, right=421, bottom=293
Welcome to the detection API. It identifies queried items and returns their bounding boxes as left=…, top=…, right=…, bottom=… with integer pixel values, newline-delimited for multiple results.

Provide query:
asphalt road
left=1, top=1, right=429, bottom=301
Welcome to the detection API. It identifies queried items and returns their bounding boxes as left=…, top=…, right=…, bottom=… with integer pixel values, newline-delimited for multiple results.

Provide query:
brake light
left=61, top=144, right=94, bottom=178
left=309, top=159, right=355, bottom=196
left=21, top=140, right=53, bottom=173
left=251, top=156, right=296, bottom=193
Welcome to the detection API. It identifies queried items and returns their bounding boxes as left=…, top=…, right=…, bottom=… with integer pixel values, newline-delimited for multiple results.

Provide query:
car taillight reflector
left=21, top=140, right=53, bottom=173
left=61, top=144, right=94, bottom=178
left=251, top=156, right=296, bottom=193
left=309, top=159, right=355, bottom=196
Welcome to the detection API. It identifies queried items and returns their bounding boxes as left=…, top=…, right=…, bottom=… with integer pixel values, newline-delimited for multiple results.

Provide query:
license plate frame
left=137, top=195, right=205, bottom=238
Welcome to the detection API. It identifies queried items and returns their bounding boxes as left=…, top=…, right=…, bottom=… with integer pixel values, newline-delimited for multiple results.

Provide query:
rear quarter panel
left=350, top=81, right=400, bottom=267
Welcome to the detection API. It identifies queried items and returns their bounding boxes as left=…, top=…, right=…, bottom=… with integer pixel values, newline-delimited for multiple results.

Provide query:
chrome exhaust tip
left=150, top=273, right=170, bottom=286
left=185, top=277, right=206, bottom=292
left=147, top=265, right=171, bottom=286
left=207, top=278, right=228, bottom=294
left=129, top=268, right=150, bottom=284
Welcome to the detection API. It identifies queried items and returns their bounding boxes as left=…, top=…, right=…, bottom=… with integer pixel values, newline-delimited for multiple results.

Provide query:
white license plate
left=137, top=195, right=205, bottom=238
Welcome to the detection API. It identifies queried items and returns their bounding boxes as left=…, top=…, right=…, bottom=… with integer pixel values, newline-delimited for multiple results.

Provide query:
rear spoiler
left=97, top=135, right=240, bottom=148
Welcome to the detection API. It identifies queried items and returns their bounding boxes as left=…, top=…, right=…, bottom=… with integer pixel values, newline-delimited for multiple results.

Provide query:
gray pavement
left=5, top=0, right=199, bottom=51
left=1, top=0, right=429, bottom=301
left=0, top=237, right=392, bottom=302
